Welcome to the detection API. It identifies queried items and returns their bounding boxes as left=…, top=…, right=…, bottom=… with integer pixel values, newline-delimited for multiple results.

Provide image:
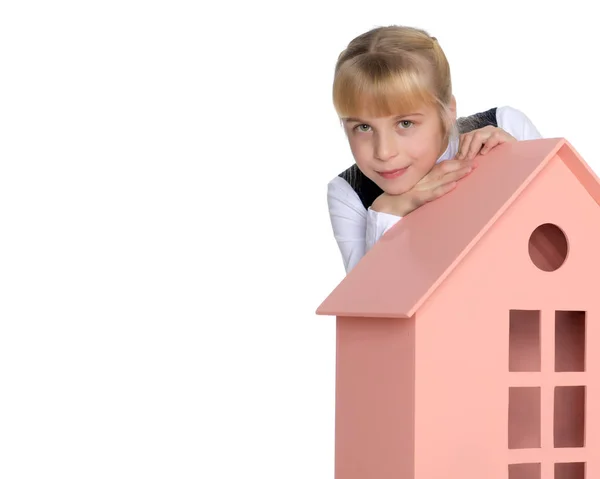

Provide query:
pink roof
left=317, top=138, right=600, bottom=318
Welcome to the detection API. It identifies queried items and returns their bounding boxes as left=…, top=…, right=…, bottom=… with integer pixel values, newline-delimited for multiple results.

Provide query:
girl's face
left=342, top=101, right=454, bottom=196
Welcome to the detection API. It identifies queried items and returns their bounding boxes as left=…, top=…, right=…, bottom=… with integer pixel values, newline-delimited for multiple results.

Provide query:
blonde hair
left=333, top=25, right=456, bottom=138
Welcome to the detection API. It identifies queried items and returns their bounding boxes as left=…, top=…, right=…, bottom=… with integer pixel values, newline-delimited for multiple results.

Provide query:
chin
left=379, top=179, right=414, bottom=196
left=384, top=186, right=410, bottom=196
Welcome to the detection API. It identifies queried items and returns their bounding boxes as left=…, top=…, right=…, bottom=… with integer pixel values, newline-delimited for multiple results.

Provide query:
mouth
left=377, top=167, right=408, bottom=179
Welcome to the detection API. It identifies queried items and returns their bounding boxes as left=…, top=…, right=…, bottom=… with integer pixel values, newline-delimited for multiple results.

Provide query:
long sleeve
left=365, top=207, right=402, bottom=251
left=327, top=176, right=401, bottom=273
left=496, top=106, right=543, bottom=141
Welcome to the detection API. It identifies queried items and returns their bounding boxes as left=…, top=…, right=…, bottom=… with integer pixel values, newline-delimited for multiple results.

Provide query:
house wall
left=335, top=315, right=415, bottom=479
left=413, top=155, right=600, bottom=479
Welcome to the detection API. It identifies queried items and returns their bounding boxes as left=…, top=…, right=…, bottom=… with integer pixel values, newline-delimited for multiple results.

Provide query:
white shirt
left=327, top=106, right=543, bottom=273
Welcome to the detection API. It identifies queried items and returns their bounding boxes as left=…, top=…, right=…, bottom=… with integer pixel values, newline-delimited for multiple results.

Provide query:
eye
left=398, top=120, right=414, bottom=129
left=354, top=124, right=371, bottom=132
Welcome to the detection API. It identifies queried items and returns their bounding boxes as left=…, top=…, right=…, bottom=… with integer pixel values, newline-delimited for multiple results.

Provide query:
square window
left=509, top=387, right=540, bottom=449
left=554, top=386, right=585, bottom=448
left=555, top=462, right=584, bottom=479
left=509, top=310, right=540, bottom=371
left=509, top=463, right=540, bottom=479
left=555, top=311, right=586, bottom=372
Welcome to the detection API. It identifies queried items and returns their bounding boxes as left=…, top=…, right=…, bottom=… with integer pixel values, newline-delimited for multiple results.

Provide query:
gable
left=317, top=138, right=600, bottom=319
left=422, top=153, right=600, bottom=319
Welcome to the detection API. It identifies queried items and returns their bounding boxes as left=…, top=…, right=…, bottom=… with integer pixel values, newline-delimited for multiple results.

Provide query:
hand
left=371, top=157, right=476, bottom=217
left=457, top=125, right=516, bottom=161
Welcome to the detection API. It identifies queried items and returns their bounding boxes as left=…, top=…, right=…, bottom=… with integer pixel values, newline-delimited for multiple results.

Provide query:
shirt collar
left=436, top=133, right=460, bottom=163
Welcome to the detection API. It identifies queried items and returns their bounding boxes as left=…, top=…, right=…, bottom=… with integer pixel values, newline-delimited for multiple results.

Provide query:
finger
left=418, top=165, right=471, bottom=193
left=458, top=134, right=473, bottom=160
left=417, top=160, right=473, bottom=189
left=465, top=132, right=488, bottom=161
left=437, top=157, right=474, bottom=174
left=428, top=181, right=457, bottom=201
left=412, top=182, right=456, bottom=206
left=444, top=164, right=474, bottom=182
left=412, top=187, right=439, bottom=206
left=417, top=161, right=454, bottom=184
left=480, top=132, right=503, bottom=155
left=429, top=167, right=472, bottom=192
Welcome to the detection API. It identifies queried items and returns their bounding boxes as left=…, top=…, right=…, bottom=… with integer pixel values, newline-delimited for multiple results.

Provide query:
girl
left=327, top=25, right=542, bottom=273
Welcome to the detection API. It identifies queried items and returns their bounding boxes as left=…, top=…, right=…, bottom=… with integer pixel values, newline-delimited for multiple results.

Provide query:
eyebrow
left=343, top=113, right=424, bottom=123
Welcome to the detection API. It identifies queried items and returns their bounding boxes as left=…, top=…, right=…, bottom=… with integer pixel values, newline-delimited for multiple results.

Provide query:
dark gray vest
left=338, top=107, right=498, bottom=209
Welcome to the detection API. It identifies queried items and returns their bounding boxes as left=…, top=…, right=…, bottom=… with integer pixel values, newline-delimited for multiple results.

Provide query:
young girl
left=327, top=25, right=543, bottom=273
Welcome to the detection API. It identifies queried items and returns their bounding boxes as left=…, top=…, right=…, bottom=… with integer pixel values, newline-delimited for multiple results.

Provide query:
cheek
left=407, top=135, right=441, bottom=167
left=348, top=138, right=371, bottom=165
left=404, top=142, right=429, bottom=162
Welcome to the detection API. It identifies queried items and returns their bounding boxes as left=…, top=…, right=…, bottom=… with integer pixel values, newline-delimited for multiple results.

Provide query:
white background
left=0, top=1, right=596, bottom=477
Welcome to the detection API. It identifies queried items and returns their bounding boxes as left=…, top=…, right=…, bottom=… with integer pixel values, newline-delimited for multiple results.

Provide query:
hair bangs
left=333, top=54, right=436, bottom=119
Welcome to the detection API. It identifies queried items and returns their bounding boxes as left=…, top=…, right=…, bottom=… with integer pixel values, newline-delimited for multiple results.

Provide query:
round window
left=528, top=223, right=568, bottom=271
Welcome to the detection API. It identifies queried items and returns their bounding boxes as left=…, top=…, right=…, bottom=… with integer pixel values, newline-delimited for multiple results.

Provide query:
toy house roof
left=317, top=138, right=600, bottom=319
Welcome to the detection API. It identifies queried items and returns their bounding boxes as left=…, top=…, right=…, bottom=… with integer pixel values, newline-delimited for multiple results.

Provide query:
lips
left=378, top=168, right=407, bottom=179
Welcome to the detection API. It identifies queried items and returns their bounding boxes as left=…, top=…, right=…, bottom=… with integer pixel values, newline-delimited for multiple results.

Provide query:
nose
left=374, top=132, right=398, bottom=161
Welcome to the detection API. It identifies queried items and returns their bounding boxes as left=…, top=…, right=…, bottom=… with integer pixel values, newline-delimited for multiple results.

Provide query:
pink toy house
left=317, top=138, right=600, bottom=479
